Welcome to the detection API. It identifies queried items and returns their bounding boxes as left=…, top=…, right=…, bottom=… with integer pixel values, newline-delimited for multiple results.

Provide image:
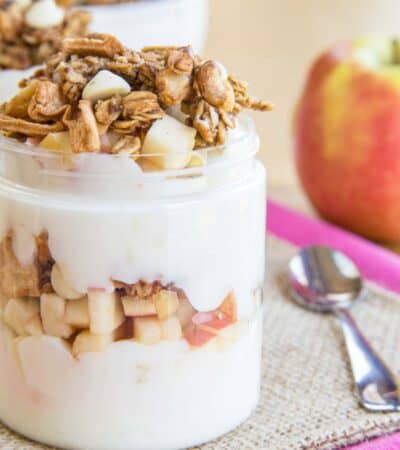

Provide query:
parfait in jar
left=0, top=33, right=271, bottom=450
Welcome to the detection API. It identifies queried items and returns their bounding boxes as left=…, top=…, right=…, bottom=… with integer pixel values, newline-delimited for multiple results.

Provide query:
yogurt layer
left=0, top=310, right=262, bottom=450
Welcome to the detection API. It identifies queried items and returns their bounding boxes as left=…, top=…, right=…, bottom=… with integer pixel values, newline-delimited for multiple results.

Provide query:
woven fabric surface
left=1, top=236, right=400, bottom=450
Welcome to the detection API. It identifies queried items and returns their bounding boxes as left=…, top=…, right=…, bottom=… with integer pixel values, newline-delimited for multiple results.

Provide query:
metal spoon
left=288, top=245, right=400, bottom=412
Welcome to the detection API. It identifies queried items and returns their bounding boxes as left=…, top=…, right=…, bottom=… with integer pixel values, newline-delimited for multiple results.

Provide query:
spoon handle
left=336, top=308, right=399, bottom=411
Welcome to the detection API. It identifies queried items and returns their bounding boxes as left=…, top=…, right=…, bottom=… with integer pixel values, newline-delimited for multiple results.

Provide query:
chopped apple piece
left=217, top=291, right=237, bottom=322
left=3, top=298, right=40, bottom=336
left=122, top=296, right=156, bottom=317
left=141, top=115, right=196, bottom=170
left=40, top=132, right=72, bottom=153
left=72, top=330, right=113, bottom=358
left=65, top=297, right=90, bottom=328
left=82, top=70, right=130, bottom=101
left=134, top=317, right=162, bottom=345
left=176, top=296, right=195, bottom=328
left=187, top=150, right=207, bottom=167
left=25, top=315, right=44, bottom=336
left=153, top=290, right=179, bottom=320
left=40, top=293, right=75, bottom=338
left=113, top=318, right=132, bottom=341
left=160, top=315, right=182, bottom=341
left=25, top=0, right=65, bottom=29
left=5, top=80, right=38, bottom=118
left=51, top=264, right=84, bottom=300
left=88, top=290, right=124, bottom=335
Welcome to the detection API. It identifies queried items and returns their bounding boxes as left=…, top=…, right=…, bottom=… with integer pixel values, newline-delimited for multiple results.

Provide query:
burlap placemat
left=1, top=236, right=400, bottom=450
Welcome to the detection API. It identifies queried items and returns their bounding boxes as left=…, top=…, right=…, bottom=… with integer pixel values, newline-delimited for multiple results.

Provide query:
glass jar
left=0, top=116, right=265, bottom=450
left=84, top=0, right=209, bottom=53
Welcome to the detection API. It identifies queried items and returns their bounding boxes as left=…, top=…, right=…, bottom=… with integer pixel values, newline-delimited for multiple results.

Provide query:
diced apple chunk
left=25, top=315, right=44, bottom=336
left=82, top=70, right=130, bottom=101
left=122, top=296, right=156, bottom=317
left=3, top=298, right=40, bottom=336
left=153, top=290, right=179, bottom=320
left=65, top=297, right=90, bottom=328
left=134, top=317, right=162, bottom=345
left=218, top=291, right=237, bottom=322
left=141, top=115, right=196, bottom=170
left=40, top=132, right=72, bottom=152
left=51, top=264, right=84, bottom=300
left=160, top=315, right=182, bottom=341
left=5, top=80, right=38, bottom=118
left=72, top=330, right=113, bottom=358
left=40, top=293, right=75, bottom=338
left=88, top=290, right=124, bottom=334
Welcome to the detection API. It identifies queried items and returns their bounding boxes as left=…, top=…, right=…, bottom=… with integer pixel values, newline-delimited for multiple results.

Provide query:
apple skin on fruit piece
left=217, top=291, right=237, bottom=322
left=294, top=35, right=400, bottom=243
left=184, top=323, right=215, bottom=347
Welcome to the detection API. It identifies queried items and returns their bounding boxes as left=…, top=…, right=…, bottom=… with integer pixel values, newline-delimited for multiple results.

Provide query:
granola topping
left=0, top=0, right=91, bottom=69
left=0, top=33, right=272, bottom=166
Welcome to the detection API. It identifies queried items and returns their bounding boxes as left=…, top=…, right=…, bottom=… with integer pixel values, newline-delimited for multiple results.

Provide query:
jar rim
left=0, top=114, right=258, bottom=179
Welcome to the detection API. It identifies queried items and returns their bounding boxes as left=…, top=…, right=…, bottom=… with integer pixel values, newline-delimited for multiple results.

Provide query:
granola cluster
left=0, top=33, right=272, bottom=158
left=0, top=230, right=238, bottom=354
left=0, top=0, right=91, bottom=69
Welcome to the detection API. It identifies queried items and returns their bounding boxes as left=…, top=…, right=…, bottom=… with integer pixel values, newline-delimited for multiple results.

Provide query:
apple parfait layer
left=0, top=33, right=268, bottom=449
left=0, top=32, right=270, bottom=349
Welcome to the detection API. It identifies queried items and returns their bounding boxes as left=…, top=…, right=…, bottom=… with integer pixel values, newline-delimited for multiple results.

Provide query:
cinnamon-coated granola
left=0, top=33, right=272, bottom=154
left=0, top=0, right=91, bottom=69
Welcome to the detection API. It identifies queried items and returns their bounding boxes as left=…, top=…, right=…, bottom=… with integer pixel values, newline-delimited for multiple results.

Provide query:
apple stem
left=392, top=39, right=400, bottom=64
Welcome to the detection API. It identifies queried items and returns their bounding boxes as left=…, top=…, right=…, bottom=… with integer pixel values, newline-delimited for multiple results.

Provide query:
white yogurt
left=0, top=311, right=262, bottom=450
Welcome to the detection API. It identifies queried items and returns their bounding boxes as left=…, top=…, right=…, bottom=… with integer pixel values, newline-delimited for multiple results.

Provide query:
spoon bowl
left=289, top=246, right=365, bottom=312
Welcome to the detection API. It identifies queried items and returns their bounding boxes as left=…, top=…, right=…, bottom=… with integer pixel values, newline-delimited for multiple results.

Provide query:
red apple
left=294, top=36, right=400, bottom=243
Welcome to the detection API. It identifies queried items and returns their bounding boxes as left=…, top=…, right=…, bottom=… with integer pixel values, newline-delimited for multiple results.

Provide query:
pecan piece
left=66, top=100, right=101, bottom=152
left=192, top=99, right=219, bottom=145
left=122, top=91, right=164, bottom=121
left=94, top=96, right=123, bottom=126
left=28, top=81, right=67, bottom=122
left=167, top=46, right=194, bottom=75
left=63, top=33, right=125, bottom=59
left=196, top=61, right=235, bottom=112
left=155, top=68, right=191, bottom=106
left=111, top=135, right=141, bottom=156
